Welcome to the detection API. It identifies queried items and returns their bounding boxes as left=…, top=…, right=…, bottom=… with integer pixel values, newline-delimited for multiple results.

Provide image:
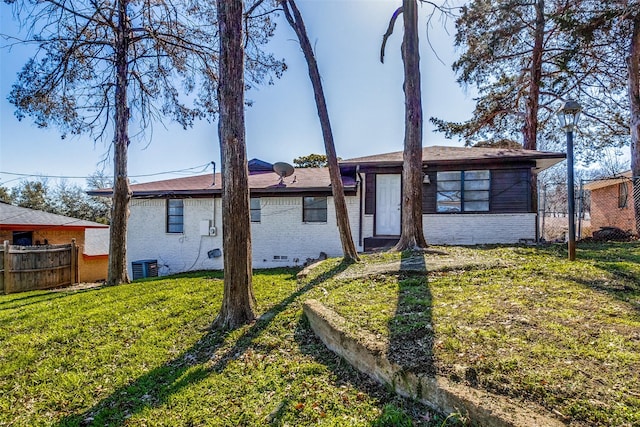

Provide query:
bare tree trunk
left=395, top=0, right=427, bottom=251
left=281, top=0, right=359, bottom=262
left=525, top=0, right=544, bottom=240
left=214, top=0, right=256, bottom=330
left=627, top=16, right=640, bottom=235
left=524, top=0, right=544, bottom=151
left=107, top=0, right=131, bottom=286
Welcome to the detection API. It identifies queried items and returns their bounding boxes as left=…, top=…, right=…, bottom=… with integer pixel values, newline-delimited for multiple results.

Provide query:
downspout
left=357, top=165, right=363, bottom=248
left=535, top=170, right=540, bottom=243
left=211, top=161, right=218, bottom=235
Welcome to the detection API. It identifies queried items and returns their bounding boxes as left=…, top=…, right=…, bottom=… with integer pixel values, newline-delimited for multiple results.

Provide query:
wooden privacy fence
left=1, top=240, right=78, bottom=294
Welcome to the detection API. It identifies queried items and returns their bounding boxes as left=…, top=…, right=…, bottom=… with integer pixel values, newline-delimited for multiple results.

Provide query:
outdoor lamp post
left=557, top=100, right=582, bottom=261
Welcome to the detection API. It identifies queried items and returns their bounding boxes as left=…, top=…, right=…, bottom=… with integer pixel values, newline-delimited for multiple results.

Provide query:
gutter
left=88, top=185, right=359, bottom=199
left=357, top=166, right=363, bottom=248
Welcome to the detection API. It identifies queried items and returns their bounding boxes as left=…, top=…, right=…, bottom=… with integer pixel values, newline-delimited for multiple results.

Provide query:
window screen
left=437, top=170, right=490, bottom=212
left=619, top=182, right=629, bottom=208
left=167, top=199, right=184, bottom=233
left=250, top=197, right=261, bottom=222
left=303, top=196, right=327, bottom=222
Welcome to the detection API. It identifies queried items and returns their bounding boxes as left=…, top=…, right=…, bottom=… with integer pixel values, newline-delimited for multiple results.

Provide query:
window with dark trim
left=618, top=181, right=629, bottom=208
left=250, top=197, right=261, bottom=222
left=167, top=199, right=184, bottom=233
left=436, top=170, right=490, bottom=213
left=303, top=196, right=327, bottom=222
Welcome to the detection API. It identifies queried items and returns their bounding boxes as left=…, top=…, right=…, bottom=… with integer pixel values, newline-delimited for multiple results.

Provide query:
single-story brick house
left=0, top=202, right=109, bottom=282
left=89, top=146, right=564, bottom=275
left=583, top=171, right=636, bottom=234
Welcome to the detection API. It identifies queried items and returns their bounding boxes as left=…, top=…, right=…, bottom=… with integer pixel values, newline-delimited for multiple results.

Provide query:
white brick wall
left=254, top=195, right=362, bottom=268
left=127, top=195, right=361, bottom=274
left=361, top=213, right=535, bottom=245
left=127, top=194, right=535, bottom=276
left=128, top=199, right=224, bottom=276
left=423, top=213, right=536, bottom=245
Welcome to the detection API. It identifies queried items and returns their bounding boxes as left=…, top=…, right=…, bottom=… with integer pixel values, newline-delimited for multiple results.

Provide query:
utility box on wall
left=199, top=220, right=217, bottom=236
left=199, top=220, right=211, bottom=236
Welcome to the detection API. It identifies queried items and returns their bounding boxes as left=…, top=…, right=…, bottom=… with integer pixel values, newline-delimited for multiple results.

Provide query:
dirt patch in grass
left=336, top=249, right=511, bottom=281
left=50, top=282, right=104, bottom=292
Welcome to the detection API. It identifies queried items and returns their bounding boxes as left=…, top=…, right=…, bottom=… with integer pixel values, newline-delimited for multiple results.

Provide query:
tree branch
left=381, top=6, right=403, bottom=63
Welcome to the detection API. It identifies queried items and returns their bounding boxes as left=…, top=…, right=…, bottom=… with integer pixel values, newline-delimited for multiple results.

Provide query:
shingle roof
left=582, top=171, right=632, bottom=191
left=88, top=147, right=565, bottom=198
left=0, top=202, right=109, bottom=229
left=341, top=145, right=565, bottom=171
left=88, top=167, right=357, bottom=198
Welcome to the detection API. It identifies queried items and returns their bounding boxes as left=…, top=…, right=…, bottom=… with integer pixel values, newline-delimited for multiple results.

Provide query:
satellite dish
left=273, top=162, right=294, bottom=184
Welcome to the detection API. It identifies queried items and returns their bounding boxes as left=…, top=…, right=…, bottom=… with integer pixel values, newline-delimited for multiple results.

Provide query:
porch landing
left=363, top=237, right=400, bottom=252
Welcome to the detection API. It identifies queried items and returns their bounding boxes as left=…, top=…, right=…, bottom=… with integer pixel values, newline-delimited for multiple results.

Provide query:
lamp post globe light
left=557, top=100, right=582, bottom=261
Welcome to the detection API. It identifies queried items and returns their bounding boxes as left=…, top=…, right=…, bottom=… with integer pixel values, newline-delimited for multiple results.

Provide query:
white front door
left=375, top=174, right=401, bottom=236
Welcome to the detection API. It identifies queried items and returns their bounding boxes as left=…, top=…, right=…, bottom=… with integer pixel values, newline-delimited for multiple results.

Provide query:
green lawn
left=307, top=243, right=640, bottom=426
left=2, top=243, right=639, bottom=426
left=0, top=267, right=446, bottom=426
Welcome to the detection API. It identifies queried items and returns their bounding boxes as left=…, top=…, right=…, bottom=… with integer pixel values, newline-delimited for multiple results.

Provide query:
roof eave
left=341, top=153, right=567, bottom=170
left=122, top=185, right=358, bottom=199
left=534, top=155, right=566, bottom=173
left=0, top=224, right=108, bottom=230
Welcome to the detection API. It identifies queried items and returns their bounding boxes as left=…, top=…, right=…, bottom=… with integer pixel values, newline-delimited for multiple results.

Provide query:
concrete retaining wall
left=303, top=299, right=564, bottom=427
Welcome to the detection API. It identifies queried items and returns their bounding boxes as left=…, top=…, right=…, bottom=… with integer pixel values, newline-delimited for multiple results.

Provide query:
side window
left=436, top=171, right=461, bottom=212
left=618, top=182, right=629, bottom=208
left=167, top=199, right=184, bottom=233
left=250, top=197, right=261, bottom=222
left=463, top=170, right=490, bottom=212
left=436, top=170, right=490, bottom=213
left=303, top=196, right=327, bottom=222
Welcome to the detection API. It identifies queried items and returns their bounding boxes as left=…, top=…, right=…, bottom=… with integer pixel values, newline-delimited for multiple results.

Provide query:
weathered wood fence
left=1, top=240, right=78, bottom=294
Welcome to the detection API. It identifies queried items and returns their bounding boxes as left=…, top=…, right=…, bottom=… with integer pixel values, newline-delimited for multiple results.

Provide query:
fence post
left=3, top=240, right=11, bottom=294
left=70, top=239, right=78, bottom=285
left=577, top=179, right=584, bottom=240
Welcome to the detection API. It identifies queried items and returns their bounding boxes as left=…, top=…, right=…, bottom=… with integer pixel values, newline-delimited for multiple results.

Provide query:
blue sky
left=0, top=0, right=475, bottom=189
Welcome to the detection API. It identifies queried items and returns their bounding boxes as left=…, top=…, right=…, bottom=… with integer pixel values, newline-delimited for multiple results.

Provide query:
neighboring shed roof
left=0, top=202, right=109, bottom=230
left=583, top=171, right=633, bottom=191
left=89, top=167, right=357, bottom=198
left=341, top=145, right=565, bottom=172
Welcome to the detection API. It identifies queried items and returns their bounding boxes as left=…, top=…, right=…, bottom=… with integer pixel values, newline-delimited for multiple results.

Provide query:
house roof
left=582, top=171, right=632, bottom=191
left=0, top=202, right=109, bottom=230
left=88, top=167, right=357, bottom=198
left=340, top=145, right=565, bottom=172
left=88, top=147, right=565, bottom=198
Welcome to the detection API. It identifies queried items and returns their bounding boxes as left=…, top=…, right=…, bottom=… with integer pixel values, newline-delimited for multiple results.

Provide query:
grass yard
left=0, top=267, right=447, bottom=426
left=2, top=243, right=639, bottom=426
left=307, top=243, right=640, bottom=426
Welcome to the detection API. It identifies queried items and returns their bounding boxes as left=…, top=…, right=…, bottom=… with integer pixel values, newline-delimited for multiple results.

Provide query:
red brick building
left=584, top=171, right=636, bottom=234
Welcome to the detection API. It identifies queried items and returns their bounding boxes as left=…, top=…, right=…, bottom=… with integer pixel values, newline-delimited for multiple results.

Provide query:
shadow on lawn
left=292, top=314, right=443, bottom=427
left=387, top=251, right=435, bottom=375
left=0, top=286, right=102, bottom=310
left=0, top=292, right=68, bottom=310
left=556, top=270, right=640, bottom=317
left=54, top=261, right=351, bottom=427
left=292, top=251, right=443, bottom=426
left=551, top=242, right=640, bottom=313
